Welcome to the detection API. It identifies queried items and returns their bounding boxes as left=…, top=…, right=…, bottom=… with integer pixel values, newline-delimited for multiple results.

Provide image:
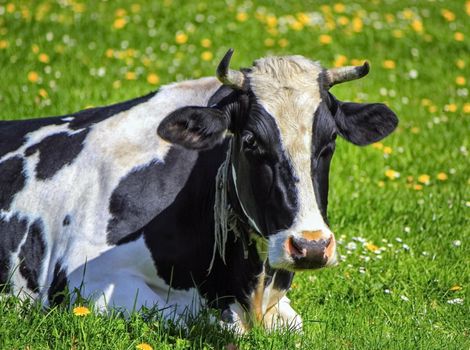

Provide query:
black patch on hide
left=48, top=261, right=68, bottom=305
left=0, top=156, right=26, bottom=211
left=107, top=147, right=198, bottom=245
left=0, top=215, right=29, bottom=290
left=62, top=215, right=71, bottom=226
left=18, top=219, right=46, bottom=292
left=25, top=129, right=89, bottom=180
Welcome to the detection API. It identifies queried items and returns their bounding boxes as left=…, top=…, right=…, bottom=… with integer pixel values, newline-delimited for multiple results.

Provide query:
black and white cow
left=0, top=49, right=397, bottom=331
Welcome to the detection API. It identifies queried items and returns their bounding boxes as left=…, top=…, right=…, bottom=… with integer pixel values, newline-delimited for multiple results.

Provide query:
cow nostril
left=286, top=236, right=307, bottom=259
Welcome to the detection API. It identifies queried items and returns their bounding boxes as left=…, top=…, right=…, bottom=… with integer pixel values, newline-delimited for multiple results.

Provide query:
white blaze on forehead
left=248, top=56, right=326, bottom=232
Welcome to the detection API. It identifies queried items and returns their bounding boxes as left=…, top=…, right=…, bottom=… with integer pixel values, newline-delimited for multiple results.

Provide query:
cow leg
left=68, top=271, right=203, bottom=324
left=263, top=296, right=303, bottom=331
left=69, top=273, right=166, bottom=315
left=220, top=303, right=250, bottom=334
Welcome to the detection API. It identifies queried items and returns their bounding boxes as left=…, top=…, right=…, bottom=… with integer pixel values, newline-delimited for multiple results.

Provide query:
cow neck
left=209, top=138, right=255, bottom=272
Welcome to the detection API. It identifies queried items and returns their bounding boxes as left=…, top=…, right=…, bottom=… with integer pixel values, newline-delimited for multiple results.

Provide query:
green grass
left=0, top=0, right=469, bottom=349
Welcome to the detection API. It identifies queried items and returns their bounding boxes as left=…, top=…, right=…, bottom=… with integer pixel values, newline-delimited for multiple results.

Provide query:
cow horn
left=216, top=48, right=245, bottom=90
left=326, top=61, right=370, bottom=88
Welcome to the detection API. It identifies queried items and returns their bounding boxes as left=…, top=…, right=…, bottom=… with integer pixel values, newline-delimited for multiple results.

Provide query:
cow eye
left=242, top=132, right=258, bottom=150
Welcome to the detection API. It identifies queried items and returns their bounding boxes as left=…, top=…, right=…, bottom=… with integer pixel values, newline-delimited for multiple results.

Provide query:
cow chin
left=267, top=230, right=337, bottom=271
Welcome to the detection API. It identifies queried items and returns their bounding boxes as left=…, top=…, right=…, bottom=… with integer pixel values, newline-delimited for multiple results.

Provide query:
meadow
left=0, top=0, right=469, bottom=349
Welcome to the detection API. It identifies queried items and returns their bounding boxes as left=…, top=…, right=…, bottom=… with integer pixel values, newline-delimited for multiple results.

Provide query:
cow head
left=158, top=49, right=398, bottom=271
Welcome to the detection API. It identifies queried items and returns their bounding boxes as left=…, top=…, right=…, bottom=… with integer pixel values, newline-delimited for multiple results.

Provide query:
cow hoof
left=263, top=296, right=303, bottom=332
left=220, top=308, right=248, bottom=334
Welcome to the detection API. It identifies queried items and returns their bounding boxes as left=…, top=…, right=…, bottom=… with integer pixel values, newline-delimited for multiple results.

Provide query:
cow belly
left=64, top=237, right=205, bottom=319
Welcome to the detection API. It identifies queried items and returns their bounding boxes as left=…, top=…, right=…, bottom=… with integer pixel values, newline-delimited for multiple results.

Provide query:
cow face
left=158, top=50, right=398, bottom=271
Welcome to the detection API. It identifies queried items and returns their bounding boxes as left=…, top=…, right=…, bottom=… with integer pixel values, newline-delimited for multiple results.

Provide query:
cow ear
left=157, top=106, right=229, bottom=150
left=334, top=101, right=398, bottom=146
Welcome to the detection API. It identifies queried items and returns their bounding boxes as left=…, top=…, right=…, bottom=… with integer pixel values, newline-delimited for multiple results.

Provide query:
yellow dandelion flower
left=456, top=76, right=466, bottom=85
left=290, top=21, right=304, bottom=31
left=278, top=38, right=289, bottom=48
left=449, top=285, right=462, bottom=291
left=402, top=9, right=414, bottom=20
left=407, top=176, right=414, bottom=183
left=385, top=14, right=395, bottom=23
left=444, top=103, right=457, bottom=112
left=319, top=34, right=332, bottom=45
left=467, top=0, right=470, bottom=15
left=264, top=38, right=275, bottom=47
left=378, top=181, right=385, bottom=188
left=73, top=3, right=86, bottom=13
left=411, top=127, right=420, bottom=134
left=38, top=53, right=49, bottom=63
left=115, top=8, right=127, bottom=17
left=413, top=184, right=423, bottom=191
left=325, top=19, right=336, bottom=30
left=27, top=71, right=39, bottom=83
left=32, top=44, right=40, bottom=54
left=436, top=172, right=448, bottom=181
left=38, top=88, right=48, bottom=98
left=392, top=29, right=404, bottom=38
left=383, top=146, right=392, bottom=155
left=131, top=4, right=141, bottom=13
left=320, top=5, right=331, bottom=14
left=428, top=105, right=437, bottom=113
left=411, top=20, right=423, bottom=33
left=126, top=48, right=136, bottom=58
left=117, top=51, right=127, bottom=60
left=113, top=18, right=127, bottom=29
left=267, top=27, right=278, bottom=36
left=200, top=38, right=211, bottom=48
left=372, top=142, right=383, bottom=150
left=236, top=12, right=248, bottom=22
left=352, top=17, right=363, bottom=32
left=417, top=174, right=430, bottom=184
left=383, top=60, right=396, bottom=69
left=147, top=73, right=160, bottom=85
left=421, top=98, right=431, bottom=106
left=0, top=40, right=8, bottom=49
left=21, top=7, right=30, bottom=20
left=365, top=243, right=379, bottom=252
left=201, top=51, right=213, bottom=61
left=333, top=3, right=346, bottom=13
left=6, top=3, right=15, bottom=13
left=297, top=12, right=310, bottom=25
left=456, top=59, right=465, bottom=69
left=334, top=55, right=348, bottom=67
left=454, top=32, right=464, bottom=41
left=105, top=48, right=114, bottom=58
left=125, top=72, right=137, bottom=80
left=266, top=15, right=277, bottom=28
left=441, top=9, right=456, bottom=21
left=338, top=16, right=349, bottom=26
left=113, top=80, right=122, bottom=89
left=175, top=32, right=188, bottom=44
left=385, top=169, right=399, bottom=180
left=141, top=57, right=151, bottom=67
left=73, top=306, right=90, bottom=316
left=463, top=103, right=470, bottom=113
left=136, top=343, right=153, bottom=350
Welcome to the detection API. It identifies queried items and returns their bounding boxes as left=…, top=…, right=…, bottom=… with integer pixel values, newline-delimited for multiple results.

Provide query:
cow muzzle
left=284, top=230, right=336, bottom=269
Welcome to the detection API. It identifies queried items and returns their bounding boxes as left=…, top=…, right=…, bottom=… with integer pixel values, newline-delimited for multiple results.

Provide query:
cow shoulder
left=106, top=147, right=198, bottom=245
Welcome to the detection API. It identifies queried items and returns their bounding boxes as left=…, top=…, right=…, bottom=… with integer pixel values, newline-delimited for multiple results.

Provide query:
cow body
left=0, top=77, right=294, bottom=330
left=1, top=52, right=398, bottom=332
